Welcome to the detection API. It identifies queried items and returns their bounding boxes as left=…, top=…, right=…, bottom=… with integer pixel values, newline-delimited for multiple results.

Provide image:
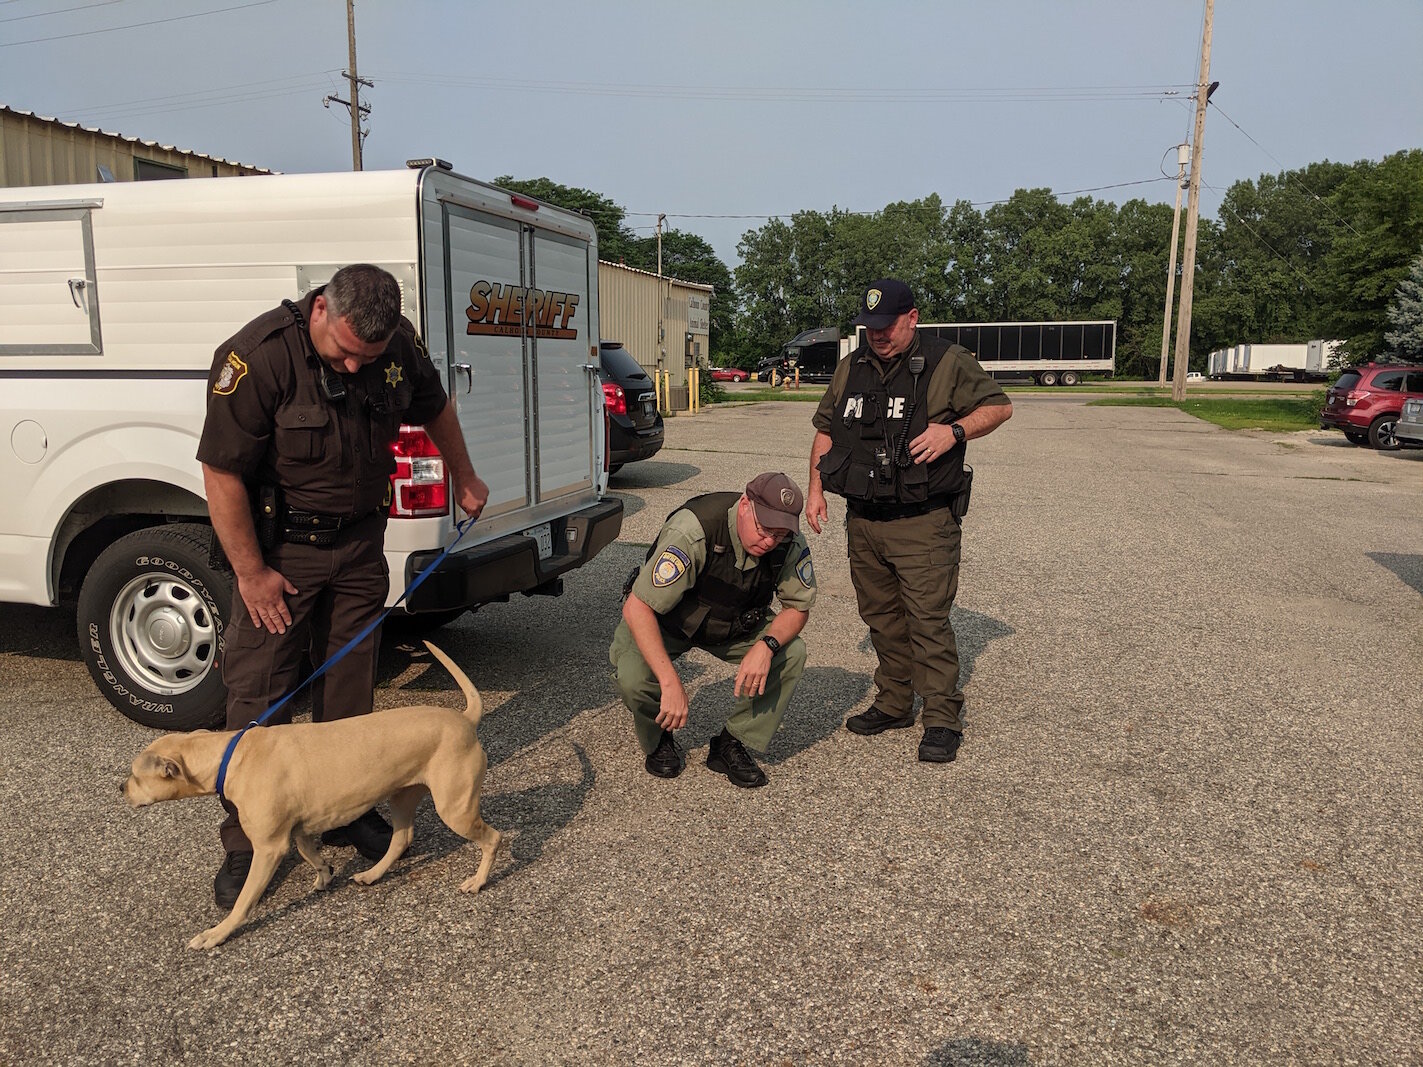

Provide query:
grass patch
left=720, top=387, right=827, bottom=403
left=1090, top=393, right=1325, bottom=432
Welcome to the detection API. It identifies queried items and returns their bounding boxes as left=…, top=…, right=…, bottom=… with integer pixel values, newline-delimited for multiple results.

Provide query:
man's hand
left=806, top=486, right=829, bottom=535
left=734, top=641, right=773, bottom=698
left=909, top=422, right=959, bottom=465
left=654, top=676, right=690, bottom=731
left=237, top=566, right=299, bottom=634
left=454, top=471, right=489, bottom=520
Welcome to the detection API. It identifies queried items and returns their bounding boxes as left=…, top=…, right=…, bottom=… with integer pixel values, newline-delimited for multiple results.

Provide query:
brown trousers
left=846, top=507, right=965, bottom=731
left=218, top=513, right=389, bottom=852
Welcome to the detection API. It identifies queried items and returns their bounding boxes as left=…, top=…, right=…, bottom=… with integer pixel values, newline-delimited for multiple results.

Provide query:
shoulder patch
left=651, top=545, right=691, bottom=588
left=796, top=545, right=814, bottom=587
left=213, top=351, right=248, bottom=396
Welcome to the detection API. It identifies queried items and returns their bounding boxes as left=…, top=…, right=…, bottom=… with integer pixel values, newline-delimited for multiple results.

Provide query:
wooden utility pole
left=1171, top=0, right=1214, bottom=402
left=323, top=1, right=372, bottom=170
left=1158, top=144, right=1189, bottom=387
left=656, top=213, right=666, bottom=276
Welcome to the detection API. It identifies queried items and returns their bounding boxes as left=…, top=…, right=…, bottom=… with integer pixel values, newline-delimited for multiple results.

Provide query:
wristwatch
left=760, top=634, right=782, bottom=654
left=950, top=423, right=966, bottom=444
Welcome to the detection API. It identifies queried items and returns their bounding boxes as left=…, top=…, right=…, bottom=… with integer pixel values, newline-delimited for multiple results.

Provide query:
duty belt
left=846, top=496, right=953, bottom=522
left=280, top=507, right=382, bottom=546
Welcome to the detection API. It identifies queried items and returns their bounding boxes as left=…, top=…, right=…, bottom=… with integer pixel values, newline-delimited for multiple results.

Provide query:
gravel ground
left=1, top=395, right=1419, bottom=1065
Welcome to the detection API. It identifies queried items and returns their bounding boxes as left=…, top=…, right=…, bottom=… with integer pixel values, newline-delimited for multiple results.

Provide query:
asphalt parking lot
left=2, top=396, right=1420, bottom=1065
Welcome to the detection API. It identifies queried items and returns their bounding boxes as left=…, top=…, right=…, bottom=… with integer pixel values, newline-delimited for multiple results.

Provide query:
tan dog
left=122, top=642, right=501, bottom=949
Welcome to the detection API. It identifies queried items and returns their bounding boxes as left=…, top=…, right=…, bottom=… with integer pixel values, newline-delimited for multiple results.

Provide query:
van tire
left=1367, top=415, right=1400, bottom=451
left=77, top=523, right=231, bottom=731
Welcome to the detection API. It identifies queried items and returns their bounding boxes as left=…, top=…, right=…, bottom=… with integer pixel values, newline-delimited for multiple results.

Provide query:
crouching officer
left=197, top=263, right=488, bottom=908
left=806, top=279, right=1011, bottom=764
left=610, top=472, right=817, bottom=788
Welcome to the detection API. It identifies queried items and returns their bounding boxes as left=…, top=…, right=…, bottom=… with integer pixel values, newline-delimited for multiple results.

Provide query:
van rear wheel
left=76, top=523, right=231, bottom=731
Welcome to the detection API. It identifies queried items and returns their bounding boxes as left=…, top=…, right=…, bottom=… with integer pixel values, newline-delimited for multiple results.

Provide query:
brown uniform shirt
left=811, top=335, right=1009, bottom=435
left=196, top=290, right=448, bottom=517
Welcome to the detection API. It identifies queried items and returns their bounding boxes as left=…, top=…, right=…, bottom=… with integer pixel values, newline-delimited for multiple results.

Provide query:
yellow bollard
left=793, top=367, right=800, bottom=390
left=690, top=366, right=699, bottom=414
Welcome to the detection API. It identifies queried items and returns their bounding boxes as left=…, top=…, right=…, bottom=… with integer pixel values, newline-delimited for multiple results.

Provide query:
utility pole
left=1158, top=143, right=1189, bottom=387
left=656, top=213, right=666, bottom=276
left=322, top=0, right=372, bottom=170
left=1171, top=0, right=1215, bottom=402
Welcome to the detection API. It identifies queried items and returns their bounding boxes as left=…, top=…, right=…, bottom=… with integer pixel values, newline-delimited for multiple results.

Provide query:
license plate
left=643, top=400, right=656, bottom=417
left=525, top=522, right=553, bottom=560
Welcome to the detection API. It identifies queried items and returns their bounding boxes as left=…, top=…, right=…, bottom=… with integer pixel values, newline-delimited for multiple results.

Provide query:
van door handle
left=454, top=363, right=473, bottom=394
left=68, top=278, right=88, bottom=309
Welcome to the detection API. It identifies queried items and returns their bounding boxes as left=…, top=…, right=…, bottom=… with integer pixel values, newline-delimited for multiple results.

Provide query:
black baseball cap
left=850, top=279, right=915, bottom=329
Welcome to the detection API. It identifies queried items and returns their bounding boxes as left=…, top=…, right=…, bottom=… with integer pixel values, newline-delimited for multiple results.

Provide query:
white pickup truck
left=0, top=163, right=622, bottom=729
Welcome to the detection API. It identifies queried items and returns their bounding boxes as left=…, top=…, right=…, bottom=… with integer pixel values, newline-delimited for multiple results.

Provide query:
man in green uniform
left=610, top=472, right=817, bottom=788
left=806, top=279, right=1011, bottom=763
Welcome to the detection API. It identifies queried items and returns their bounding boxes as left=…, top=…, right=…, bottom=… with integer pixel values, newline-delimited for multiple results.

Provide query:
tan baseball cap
left=745, top=472, right=804, bottom=533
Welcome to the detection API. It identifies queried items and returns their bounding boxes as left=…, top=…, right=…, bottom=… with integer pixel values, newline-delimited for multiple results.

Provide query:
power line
left=0, top=0, right=123, bottom=24
left=0, top=0, right=277, bottom=47
left=1203, top=180, right=1316, bottom=291
left=63, top=71, right=337, bottom=119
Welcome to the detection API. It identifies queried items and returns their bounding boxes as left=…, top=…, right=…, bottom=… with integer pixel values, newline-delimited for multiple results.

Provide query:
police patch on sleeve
left=796, top=546, right=814, bottom=587
left=651, top=545, right=691, bottom=588
left=213, top=351, right=247, bottom=395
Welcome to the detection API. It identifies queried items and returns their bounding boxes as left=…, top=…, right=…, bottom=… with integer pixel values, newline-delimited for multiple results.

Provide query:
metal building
left=0, top=105, right=271, bottom=187
left=597, top=260, right=712, bottom=411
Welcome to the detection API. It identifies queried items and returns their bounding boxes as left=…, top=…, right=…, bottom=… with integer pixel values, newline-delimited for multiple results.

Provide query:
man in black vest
left=806, top=279, right=1011, bottom=763
left=609, top=472, right=817, bottom=788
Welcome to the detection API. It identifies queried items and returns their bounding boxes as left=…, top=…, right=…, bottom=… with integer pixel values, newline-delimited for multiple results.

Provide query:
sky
left=3, top=0, right=1421, bottom=268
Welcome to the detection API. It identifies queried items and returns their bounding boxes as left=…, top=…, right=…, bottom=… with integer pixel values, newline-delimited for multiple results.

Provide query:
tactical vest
left=818, top=336, right=969, bottom=504
left=653, top=492, right=791, bottom=644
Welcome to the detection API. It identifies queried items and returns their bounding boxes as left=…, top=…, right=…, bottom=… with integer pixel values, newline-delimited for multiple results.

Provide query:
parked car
left=1395, top=396, right=1423, bottom=449
left=1319, top=363, right=1423, bottom=450
left=1186, top=371, right=1205, bottom=382
left=709, top=366, right=749, bottom=382
left=599, top=340, right=664, bottom=473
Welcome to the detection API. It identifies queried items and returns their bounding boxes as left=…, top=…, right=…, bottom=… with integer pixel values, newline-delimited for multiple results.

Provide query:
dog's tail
left=423, top=641, right=484, bottom=727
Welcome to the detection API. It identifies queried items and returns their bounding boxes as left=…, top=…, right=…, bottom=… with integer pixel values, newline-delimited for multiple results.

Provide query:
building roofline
left=598, top=258, right=714, bottom=293
left=1, top=103, right=275, bottom=174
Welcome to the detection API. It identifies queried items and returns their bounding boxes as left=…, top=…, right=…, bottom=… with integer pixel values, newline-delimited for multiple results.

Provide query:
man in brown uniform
left=197, top=263, right=488, bottom=906
left=806, top=279, right=1011, bottom=763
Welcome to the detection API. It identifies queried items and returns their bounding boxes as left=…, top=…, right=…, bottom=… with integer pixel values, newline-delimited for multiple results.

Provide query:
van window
left=1333, top=371, right=1362, bottom=391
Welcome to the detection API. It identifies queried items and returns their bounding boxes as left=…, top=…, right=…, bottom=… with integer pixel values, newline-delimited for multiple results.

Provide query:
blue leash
left=215, top=515, right=477, bottom=799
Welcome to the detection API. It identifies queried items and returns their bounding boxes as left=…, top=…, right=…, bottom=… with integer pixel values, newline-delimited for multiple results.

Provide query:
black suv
left=599, top=340, right=663, bottom=473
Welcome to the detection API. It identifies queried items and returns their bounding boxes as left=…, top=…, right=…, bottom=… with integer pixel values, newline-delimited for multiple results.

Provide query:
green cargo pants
left=846, top=506, right=965, bottom=731
left=609, top=619, right=808, bottom=754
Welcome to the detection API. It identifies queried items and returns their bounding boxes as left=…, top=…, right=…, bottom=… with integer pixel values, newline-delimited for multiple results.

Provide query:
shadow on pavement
left=923, top=1037, right=1032, bottom=1066
left=1366, top=552, right=1423, bottom=596
left=0, top=603, right=81, bottom=661
left=856, top=606, right=1017, bottom=688
left=609, top=459, right=701, bottom=489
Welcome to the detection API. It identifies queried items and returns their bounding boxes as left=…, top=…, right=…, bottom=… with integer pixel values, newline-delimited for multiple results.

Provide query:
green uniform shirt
left=811, top=335, right=1009, bottom=435
left=632, top=501, right=818, bottom=617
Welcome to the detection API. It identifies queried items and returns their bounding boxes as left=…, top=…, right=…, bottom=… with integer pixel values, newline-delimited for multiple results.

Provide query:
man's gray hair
left=323, top=264, right=402, bottom=342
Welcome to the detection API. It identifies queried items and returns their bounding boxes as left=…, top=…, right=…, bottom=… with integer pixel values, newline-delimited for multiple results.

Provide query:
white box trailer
left=1206, top=339, right=1340, bottom=381
left=0, top=164, right=622, bottom=729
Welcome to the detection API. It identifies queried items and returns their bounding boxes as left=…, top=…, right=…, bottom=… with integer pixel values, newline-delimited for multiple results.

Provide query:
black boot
left=644, top=730, right=685, bottom=778
left=706, top=728, right=768, bottom=789
left=846, top=706, right=917, bottom=735
left=214, top=850, right=253, bottom=909
left=918, top=727, right=963, bottom=764
left=321, top=809, right=393, bottom=861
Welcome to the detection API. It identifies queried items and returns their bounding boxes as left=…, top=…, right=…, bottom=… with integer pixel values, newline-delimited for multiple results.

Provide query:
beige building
left=0, top=105, right=271, bottom=187
left=598, top=260, right=712, bottom=411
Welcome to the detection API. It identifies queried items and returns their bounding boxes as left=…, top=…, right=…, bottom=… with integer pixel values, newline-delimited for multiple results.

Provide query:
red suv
left=1319, top=363, right=1423, bottom=450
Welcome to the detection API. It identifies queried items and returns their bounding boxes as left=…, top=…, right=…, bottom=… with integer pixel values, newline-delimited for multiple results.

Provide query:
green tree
left=1384, top=248, right=1423, bottom=359
left=490, top=175, right=639, bottom=262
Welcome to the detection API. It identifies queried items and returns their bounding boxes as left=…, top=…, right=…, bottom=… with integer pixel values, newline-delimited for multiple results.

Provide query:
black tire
left=1038, top=370, right=1059, bottom=387
left=769, top=369, right=782, bottom=388
left=1343, top=430, right=1368, bottom=445
left=76, top=523, right=232, bottom=731
left=1367, top=415, right=1400, bottom=451
left=1060, top=370, right=1080, bottom=386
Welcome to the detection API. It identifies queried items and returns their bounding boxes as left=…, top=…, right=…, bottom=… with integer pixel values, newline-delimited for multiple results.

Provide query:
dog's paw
left=187, top=926, right=229, bottom=950
left=458, top=875, right=486, bottom=894
left=352, top=867, right=383, bottom=886
left=313, top=864, right=334, bottom=890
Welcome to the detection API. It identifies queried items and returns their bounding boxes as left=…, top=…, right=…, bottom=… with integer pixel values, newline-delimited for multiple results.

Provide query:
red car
left=1319, top=362, right=1423, bottom=450
left=709, top=366, right=749, bottom=382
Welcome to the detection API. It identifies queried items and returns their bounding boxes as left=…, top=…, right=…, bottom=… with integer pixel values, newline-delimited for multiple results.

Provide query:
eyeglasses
left=750, top=510, right=791, bottom=545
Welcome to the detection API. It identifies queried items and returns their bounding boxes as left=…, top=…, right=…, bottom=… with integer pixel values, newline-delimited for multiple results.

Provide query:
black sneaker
left=846, top=706, right=917, bottom=735
left=321, top=808, right=393, bottom=861
left=214, top=850, right=253, bottom=909
left=918, top=727, right=963, bottom=764
left=706, top=728, right=768, bottom=789
left=644, top=730, right=685, bottom=778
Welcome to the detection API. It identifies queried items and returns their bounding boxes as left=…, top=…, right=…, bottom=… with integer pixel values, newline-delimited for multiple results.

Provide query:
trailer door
left=0, top=202, right=102, bottom=356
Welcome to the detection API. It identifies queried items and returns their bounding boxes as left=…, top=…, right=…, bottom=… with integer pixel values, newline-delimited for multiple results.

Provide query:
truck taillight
left=389, top=426, right=449, bottom=518
left=602, top=381, right=626, bottom=416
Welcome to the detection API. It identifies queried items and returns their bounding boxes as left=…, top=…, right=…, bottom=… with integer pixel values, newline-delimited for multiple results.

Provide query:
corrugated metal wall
left=0, top=109, right=267, bottom=187
left=597, top=260, right=711, bottom=411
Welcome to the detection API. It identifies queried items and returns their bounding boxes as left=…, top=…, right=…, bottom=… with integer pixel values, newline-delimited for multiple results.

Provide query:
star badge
left=384, top=362, right=404, bottom=388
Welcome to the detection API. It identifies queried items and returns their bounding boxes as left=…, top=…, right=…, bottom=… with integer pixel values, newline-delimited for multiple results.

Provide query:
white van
left=0, top=163, right=622, bottom=729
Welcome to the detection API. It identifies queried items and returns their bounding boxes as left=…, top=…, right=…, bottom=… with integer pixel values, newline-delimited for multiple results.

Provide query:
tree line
left=498, top=148, right=1422, bottom=378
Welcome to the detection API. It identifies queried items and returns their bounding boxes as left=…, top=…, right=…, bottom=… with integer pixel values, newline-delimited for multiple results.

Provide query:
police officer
left=197, top=263, right=488, bottom=907
left=806, top=279, right=1011, bottom=763
left=610, top=472, right=817, bottom=788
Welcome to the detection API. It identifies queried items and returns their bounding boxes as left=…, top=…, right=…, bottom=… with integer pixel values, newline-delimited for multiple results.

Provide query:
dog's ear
left=160, top=758, right=183, bottom=779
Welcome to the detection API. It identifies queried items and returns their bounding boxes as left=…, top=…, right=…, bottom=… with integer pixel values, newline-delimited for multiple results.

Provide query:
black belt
left=279, top=507, right=382, bottom=546
left=847, top=496, right=953, bottom=522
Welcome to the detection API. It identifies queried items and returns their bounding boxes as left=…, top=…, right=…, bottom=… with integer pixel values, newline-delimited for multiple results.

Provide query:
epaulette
left=228, top=302, right=299, bottom=358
